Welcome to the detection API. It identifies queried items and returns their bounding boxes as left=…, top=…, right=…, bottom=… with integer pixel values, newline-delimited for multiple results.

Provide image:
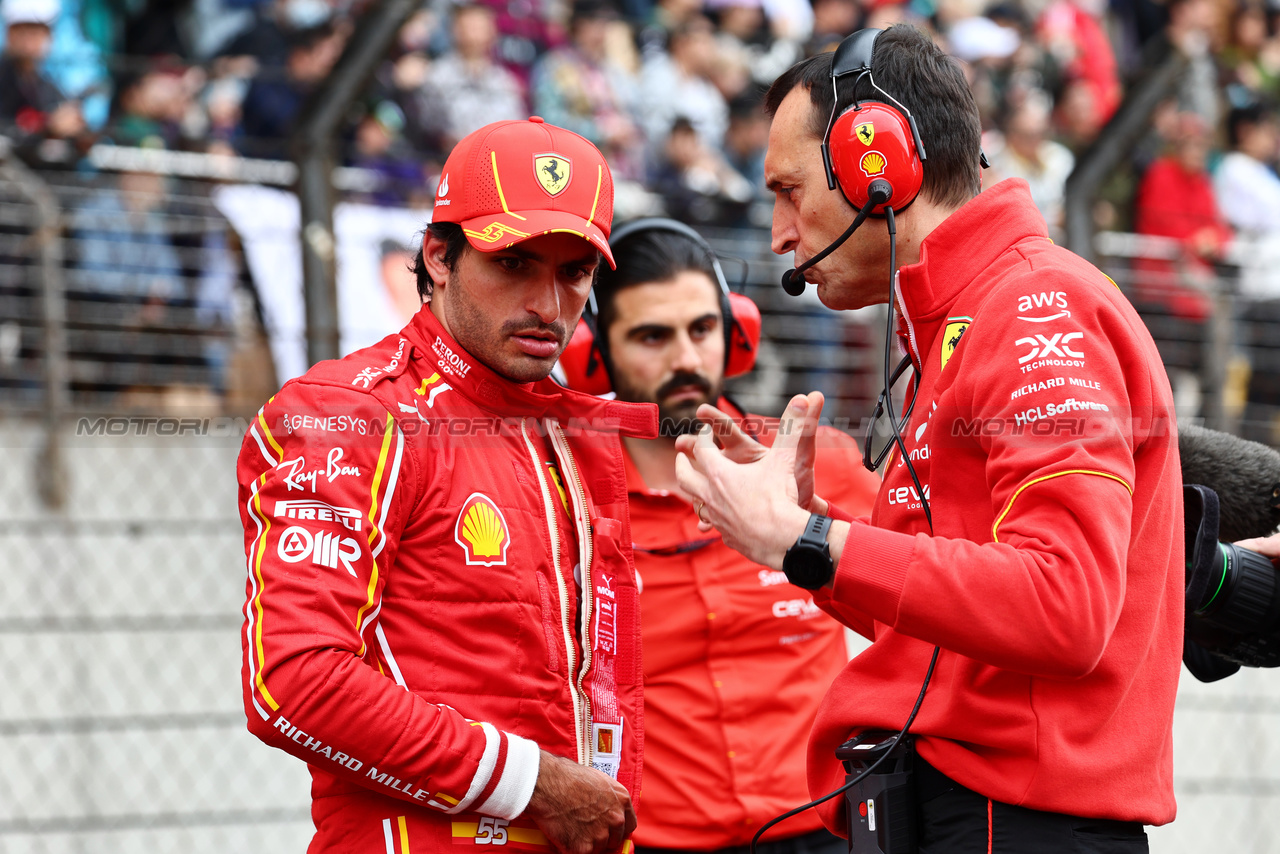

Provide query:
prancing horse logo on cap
left=534, top=154, right=572, bottom=197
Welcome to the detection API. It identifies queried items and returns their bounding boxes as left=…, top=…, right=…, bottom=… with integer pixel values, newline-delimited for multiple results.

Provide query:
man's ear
left=422, top=230, right=454, bottom=293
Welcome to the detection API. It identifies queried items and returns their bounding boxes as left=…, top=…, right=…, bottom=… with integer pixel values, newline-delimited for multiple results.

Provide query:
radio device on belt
left=836, top=731, right=918, bottom=854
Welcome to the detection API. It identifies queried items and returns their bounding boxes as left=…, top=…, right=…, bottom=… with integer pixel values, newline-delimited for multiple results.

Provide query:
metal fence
left=2, top=149, right=1280, bottom=852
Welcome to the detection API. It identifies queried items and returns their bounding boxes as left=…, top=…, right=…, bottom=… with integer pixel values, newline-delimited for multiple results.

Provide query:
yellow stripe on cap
left=585, top=164, right=603, bottom=227
left=490, top=151, right=528, bottom=221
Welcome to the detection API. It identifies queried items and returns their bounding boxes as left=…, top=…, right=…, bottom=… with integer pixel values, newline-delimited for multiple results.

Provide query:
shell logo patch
left=859, top=151, right=887, bottom=178
left=855, top=122, right=875, bottom=146
left=534, top=154, right=572, bottom=197
left=455, top=493, right=511, bottom=566
left=941, top=316, right=972, bottom=371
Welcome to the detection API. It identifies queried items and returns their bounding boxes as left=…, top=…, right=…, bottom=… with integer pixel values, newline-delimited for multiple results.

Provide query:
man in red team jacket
left=676, top=26, right=1182, bottom=853
left=576, top=220, right=881, bottom=854
left=236, top=118, right=655, bottom=853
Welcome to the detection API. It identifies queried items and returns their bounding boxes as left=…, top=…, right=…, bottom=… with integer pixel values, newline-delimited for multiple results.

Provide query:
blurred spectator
left=0, top=0, right=88, bottom=155
left=651, top=115, right=753, bottom=224
left=1054, top=77, right=1104, bottom=150
left=710, top=0, right=801, bottom=90
left=1221, top=2, right=1280, bottom=100
left=1037, top=0, right=1121, bottom=127
left=412, top=3, right=524, bottom=153
left=808, top=0, right=859, bottom=55
left=723, top=91, right=769, bottom=192
left=238, top=19, right=345, bottom=158
left=530, top=0, right=644, bottom=179
left=1214, top=101, right=1280, bottom=237
left=71, top=168, right=182, bottom=306
left=986, top=92, right=1074, bottom=239
left=1164, top=0, right=1224, bottom=128
left=347, top=104, right=429, bottom=206
left=637, top=16, right=728, bottom=157
left=106, top=59, right=199, bottom=150
left=1134, top=112, right=1232, bottom=321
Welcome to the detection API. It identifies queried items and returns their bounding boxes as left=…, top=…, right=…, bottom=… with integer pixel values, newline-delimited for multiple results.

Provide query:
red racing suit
left=810, top=179, right=1183, bottom=830
left=237, top=306, right=657, bottom=852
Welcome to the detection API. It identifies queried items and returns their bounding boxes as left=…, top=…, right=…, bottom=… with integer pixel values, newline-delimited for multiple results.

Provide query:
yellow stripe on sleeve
left=398, top=815, right=411, bottom=854
left=992, top=469, right=1133, bottom=543
left=354, top=413, right=396, bottom=654
left=251, top=474, right=280, bottom=710
left=257, top=409, right=283, bottom=462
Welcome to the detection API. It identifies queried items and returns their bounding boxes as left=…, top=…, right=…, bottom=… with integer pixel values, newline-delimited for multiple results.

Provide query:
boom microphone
left=1179, top=423, right=1280, bottom=542
left=780, top=180, right=892, bottom=296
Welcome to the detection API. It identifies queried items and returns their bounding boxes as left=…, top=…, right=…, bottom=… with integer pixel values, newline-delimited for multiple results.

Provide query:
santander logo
left=438, top=172, right=449, bottom=197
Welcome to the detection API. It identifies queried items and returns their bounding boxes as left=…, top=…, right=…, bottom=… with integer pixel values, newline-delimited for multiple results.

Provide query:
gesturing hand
left=675, top=393, right=824, bottom=568
left=524, top=750, right=636, bottom=854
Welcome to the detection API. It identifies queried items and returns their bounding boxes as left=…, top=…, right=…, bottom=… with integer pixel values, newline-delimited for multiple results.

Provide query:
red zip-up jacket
left=628, top=401, right=881, bottom=848
left=810, top=180, right=1183, bottom=830
left=237, top=306, right=657, bottom=852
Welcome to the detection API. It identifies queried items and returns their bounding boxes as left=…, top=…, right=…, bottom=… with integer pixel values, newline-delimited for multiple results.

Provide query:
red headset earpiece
left=557, top=219, right=763, bottom=395
left=725, top=291, right=760, bottom=379
left=829, top=101, right=924, bottom=214
left=559, top=317, right=612, bottom=395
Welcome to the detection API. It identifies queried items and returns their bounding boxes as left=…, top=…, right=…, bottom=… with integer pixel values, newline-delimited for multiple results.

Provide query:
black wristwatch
left=782, top=513, right=835, bottom=591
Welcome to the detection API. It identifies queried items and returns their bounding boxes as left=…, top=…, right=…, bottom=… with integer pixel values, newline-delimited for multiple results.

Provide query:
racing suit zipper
left=549, top=421, right=594, bottom=767
left=895, top=271, right=924, bottom=373
left=521, top=417, right=584, bottom=762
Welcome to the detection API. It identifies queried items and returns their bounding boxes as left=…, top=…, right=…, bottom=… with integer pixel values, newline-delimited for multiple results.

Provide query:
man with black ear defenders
left=559, top=219, right=881, bottom=854
left=673, top=26, right=1183, bottom=853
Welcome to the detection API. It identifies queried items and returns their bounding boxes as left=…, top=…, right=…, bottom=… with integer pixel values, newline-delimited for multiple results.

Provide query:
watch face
left=783, top=543, right=833, bottom=591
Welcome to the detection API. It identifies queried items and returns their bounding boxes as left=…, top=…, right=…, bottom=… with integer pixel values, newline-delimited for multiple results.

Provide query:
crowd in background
left=6, top=0, right=1280, bottom=230
left=6, top=0, right=1280, bottom=424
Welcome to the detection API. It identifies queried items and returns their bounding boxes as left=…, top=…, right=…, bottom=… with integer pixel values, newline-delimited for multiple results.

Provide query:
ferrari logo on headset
left=455, top=493, right=511, bottom=566
left=859, top=151, right=887, bottom=178
left=855, top=122, right=875, bottom=146
left=534, top=154, right=572, bottom=197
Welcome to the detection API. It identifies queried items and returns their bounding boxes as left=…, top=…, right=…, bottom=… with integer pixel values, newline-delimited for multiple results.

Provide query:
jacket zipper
left=520, top=417, right=584, bottom=762
left=549, top=420, right=595, bottom=767
left=895, top=271, right=924, bottom=372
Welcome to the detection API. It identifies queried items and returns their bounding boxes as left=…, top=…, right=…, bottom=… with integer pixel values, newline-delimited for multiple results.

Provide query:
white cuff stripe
left=450, top=721, right=500, bottom=814
left=477, top=733, right=541, bottom=821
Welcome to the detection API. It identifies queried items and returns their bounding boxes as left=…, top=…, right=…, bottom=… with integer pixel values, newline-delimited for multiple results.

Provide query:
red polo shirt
left=629, top=402, right=881, bottom=849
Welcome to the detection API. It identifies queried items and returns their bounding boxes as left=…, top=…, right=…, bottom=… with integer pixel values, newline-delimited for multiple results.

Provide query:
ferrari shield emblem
left=941, top=317, right=972, bottom=371
left=855, top=122, right=875, bottom=146
left=534, top=154, right=572, bottom=197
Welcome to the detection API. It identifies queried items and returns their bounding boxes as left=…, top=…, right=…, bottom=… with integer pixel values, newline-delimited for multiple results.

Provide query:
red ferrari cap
left=432, top=117, right=617, bottom=267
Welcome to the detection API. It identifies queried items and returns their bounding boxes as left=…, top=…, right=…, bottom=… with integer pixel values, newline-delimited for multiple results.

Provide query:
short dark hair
left=411, top=222, right=469, bottom=301
left=593, top=227, right=722, bottom=342
left=1227, top=101, right=1276, bottom=149
left=764, top=25, right=982, bottom=209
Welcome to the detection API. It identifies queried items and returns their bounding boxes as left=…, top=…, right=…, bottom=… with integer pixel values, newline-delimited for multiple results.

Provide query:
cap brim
left=458, top=210, right=615, bottom=269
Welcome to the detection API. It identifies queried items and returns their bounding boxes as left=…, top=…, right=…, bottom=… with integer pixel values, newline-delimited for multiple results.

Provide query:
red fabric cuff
left=827, top=502, right=855, bottom=523
left=833, top=524, right=916, bottom=626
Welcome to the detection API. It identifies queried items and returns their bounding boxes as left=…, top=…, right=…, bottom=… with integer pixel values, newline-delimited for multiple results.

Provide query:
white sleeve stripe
left=372, top=425, right=405, bottom=559
left=374, top=623, right=407, bottom=688
left=477, top=733, right=541, bottom=820
left=382, top=817, right=395, bottom=854
left=449, top=721, right=500, bottom=814
left=249, top=423, right=277, bottom=467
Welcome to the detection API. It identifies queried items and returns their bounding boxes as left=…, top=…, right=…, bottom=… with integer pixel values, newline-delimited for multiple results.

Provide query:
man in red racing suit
left=237, top=118, right=657, bottom=853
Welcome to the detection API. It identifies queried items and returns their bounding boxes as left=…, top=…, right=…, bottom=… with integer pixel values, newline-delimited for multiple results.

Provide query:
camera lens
left=1195, top=542, right=1280, bottom=633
